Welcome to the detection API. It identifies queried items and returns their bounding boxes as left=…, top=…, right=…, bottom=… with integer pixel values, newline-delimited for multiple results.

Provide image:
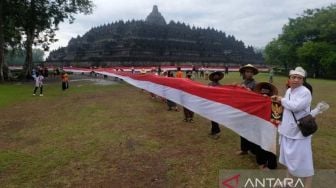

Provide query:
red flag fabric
left=64, top=67, right=277, bottom=154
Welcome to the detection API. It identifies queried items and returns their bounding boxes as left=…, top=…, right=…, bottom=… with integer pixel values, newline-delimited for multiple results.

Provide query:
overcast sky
left=48, top=0, right=334, bottom=53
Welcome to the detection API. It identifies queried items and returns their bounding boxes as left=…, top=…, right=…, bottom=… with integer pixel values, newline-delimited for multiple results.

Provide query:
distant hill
left=47, top=5, right=263, bottom=67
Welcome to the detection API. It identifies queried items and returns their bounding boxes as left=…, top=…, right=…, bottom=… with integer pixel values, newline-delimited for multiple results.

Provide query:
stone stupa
left=145, top=5, right=166, bottom=25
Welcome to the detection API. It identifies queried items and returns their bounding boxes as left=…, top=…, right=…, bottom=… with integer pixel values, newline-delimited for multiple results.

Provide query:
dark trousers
left=167, top=100, right=176, bottom=109
left=62, top=81, right=69, bottom=90
left=183, top=107, right=194, bottom=120
left=211, top=121, right=220, bottom=134
left=33, top=86, right=43, bottom=94
left=256, top=147, right=277, bottom=169
left=240, top=137, right=256, bottom=152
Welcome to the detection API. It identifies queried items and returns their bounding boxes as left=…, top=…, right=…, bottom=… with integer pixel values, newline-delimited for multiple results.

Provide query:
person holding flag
left=236, top=64, right=259, bottom=155
left=208, top=71, right=224, bottom=139
left=272, top=67, right=313, bottom=187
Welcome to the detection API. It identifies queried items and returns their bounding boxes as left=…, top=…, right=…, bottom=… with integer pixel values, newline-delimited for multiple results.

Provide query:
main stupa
left=145, top=5, right=166, bottom=25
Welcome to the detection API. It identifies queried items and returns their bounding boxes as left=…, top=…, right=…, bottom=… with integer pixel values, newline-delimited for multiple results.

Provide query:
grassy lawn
left=0, top=73, right=335, bottom=187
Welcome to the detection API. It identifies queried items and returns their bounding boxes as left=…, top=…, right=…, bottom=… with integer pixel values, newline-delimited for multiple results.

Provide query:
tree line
left=264, top=4, right=336, bottom=79
left=5, top=48, right=44, bottom=65
left=0, top=0, right=93, bottom=82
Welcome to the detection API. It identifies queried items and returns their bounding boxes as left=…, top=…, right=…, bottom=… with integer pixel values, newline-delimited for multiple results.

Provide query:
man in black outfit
left=253, top=82, right=279, bottom=169
left=208, top=71, right=224, bottom=139
left=236, top=64, right=259, bottom=155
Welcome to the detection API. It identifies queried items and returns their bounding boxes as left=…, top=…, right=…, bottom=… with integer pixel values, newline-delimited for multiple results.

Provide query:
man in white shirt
left=272, top=67, right=313, bottom=188
left=33, top=72, right=44, bottom=96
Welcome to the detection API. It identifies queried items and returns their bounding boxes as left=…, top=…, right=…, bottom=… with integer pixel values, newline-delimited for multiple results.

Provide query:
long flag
left=64, top=68, right=277, bottom=154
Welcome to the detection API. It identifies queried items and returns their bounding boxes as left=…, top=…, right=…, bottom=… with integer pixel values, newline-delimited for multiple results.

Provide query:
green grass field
left=0, top=73, right=335, bottom=187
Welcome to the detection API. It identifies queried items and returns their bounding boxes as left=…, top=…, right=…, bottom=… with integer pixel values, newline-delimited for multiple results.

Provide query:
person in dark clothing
left=302, top=68, right=313, bottom=95
left=43, top=67, right=49, bottom=77
left=254, top=82, right=279, bottom=169
left=166, top=71, right=178, bottom=111
left=183, top=71, right=195, bottom=122
left=61, top=72, right=69, bottom=90
left=208, top=71, right=224, bottom=139
left=237, top=64, right=259, bottom=155
left=303, top=78, right=313, bottom=95
left=56, top=67, right=60, bottom=75
left=225, top=66, right=229, bottom=75
left=200, top=67, right=204, bottom=78
left=157, top=65, right=162, bottom=75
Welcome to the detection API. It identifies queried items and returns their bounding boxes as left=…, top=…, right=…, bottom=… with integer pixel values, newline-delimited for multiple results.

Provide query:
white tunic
left=35, top=75, right=44, bottom=87
left=279, top=136, right=314, bottom=177
left=278, top=85, right=314, bottom=177
left=279, top=86, right=312, bottom=139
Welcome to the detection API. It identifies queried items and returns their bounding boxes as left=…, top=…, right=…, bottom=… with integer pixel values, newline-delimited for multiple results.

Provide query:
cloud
left=48, top=0, right=335, bottom=53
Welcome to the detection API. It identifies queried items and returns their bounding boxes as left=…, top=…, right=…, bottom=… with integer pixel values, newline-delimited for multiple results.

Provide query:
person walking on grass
left=61, top=72, right=69, bottom=91
left=33, top=71, right=44, bottom=96
left=225, top=66, right=229, bottom=75
left=269, top=68, right=274, bottom=83
left=176, top=67, right=183, bottom=78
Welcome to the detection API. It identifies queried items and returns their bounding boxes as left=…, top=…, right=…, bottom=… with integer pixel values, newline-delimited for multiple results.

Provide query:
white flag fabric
left=64, top=67, right=277, bottom=154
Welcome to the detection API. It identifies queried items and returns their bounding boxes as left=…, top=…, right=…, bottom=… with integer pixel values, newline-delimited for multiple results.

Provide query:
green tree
left=297, top=41, right=333, bottom=77
left=264, top=4, right=336, bottom=78
left=0, top=0, right=5, bottom=82
left=5, top=49, right=24, bottom=65
left=18, top=0, right=93, bottom=79
left=0, top=0, right=22, bottom=82
left=32, top=48, right=45, bottom=62
left=5, top=48, right=44, bottom=65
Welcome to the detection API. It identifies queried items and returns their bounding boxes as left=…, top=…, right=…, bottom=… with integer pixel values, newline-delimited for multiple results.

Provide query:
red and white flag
left=65, top=68, right=277, bottom=154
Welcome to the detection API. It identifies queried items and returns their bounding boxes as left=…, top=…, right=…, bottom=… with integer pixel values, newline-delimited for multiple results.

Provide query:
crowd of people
left=137, top=64, right=321, bottom=188
left=32, top=66, right=70, bottom=96
left=32, top=63, right=326, bottom=188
